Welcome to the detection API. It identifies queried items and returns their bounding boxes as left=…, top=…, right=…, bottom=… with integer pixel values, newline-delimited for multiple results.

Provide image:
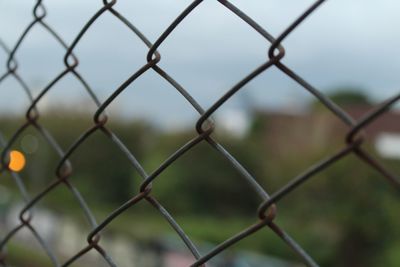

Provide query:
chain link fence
left=0, top=0, right=399, bottom=266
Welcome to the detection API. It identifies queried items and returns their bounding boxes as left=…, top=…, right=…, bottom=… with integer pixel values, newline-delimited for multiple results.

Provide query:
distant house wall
left=260, top=106, right=400, bottom=159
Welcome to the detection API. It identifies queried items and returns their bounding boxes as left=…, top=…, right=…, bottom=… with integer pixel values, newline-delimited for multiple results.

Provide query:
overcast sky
left=0, top=0, right=399, bottom=128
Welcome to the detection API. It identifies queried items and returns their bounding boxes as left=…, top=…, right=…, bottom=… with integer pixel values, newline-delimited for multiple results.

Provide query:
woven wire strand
left=0, top=1, right=399, bottom=266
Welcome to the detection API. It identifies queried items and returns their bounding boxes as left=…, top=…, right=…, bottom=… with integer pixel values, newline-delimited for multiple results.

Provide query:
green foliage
left=1, top=105, right=400, bottom=266
left=145, top=133, right=261, bottom=216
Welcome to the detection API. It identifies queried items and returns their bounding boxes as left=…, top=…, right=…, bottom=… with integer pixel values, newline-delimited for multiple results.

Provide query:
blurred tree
left=149, top=133, right=261, bottom=216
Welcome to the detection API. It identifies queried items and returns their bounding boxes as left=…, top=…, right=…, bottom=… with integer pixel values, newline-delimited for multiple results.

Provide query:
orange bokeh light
left=8, top=150, right=26, bottom=172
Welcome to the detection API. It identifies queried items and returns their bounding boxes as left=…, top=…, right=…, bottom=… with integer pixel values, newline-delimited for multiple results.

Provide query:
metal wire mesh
left=0, top=0, right=399, bottom=266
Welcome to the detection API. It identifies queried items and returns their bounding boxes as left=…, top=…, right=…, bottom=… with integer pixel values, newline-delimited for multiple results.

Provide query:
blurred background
left=0, top=0, right=400, bottom=266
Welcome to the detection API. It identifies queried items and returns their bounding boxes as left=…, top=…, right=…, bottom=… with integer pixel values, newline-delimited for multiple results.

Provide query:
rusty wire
left=0, top=0, right=399, bottom=266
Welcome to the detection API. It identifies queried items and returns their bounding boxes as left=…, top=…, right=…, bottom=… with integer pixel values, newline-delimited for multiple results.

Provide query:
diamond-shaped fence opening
left=1, top=1, right=400, bottom=267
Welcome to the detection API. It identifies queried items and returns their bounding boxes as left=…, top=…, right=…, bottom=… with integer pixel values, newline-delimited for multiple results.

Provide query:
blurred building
left=259, top=105, right=400, bottom=159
